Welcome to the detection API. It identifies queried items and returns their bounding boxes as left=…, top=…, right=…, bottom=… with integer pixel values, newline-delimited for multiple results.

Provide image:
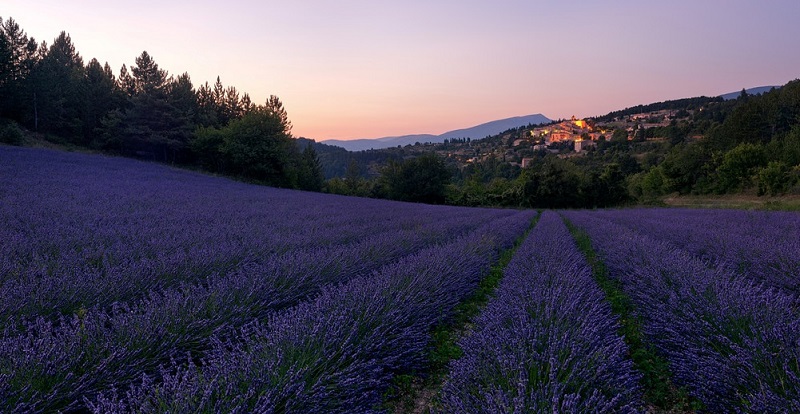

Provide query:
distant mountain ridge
left=320, top=84, right=779, bottom=152
left=322, top=114, right=551, bottom=151
left=719, top=86, right=779, bottom=100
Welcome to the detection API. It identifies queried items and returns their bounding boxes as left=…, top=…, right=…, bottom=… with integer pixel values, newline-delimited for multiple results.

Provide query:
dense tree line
left=320, top=148, right=632, bottom=208
left=0, top=17, right=322, bottom=190
left=593, top=96, right=724, bottom=123
left=324, top=153, right=452, bottom=204
left=629, top=82, right=800, bottom=199
left=442, top=146, right=633, bottom=209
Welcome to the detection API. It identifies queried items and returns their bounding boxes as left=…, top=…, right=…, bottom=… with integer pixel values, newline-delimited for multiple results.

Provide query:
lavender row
left=0, top=210, right=529, bottom=413
left=586, top=208, right=800, bottom=295
left=436, top=211, right=642, bottom=413
left=564, top=211, right=800, bottom=412
left=85, top=211, right=536, bottom=413
left=0, top=147, right=511, bottom=324
left=0, top=210, right=497, bottom=329
left=0, top=147, right=530, bottom=412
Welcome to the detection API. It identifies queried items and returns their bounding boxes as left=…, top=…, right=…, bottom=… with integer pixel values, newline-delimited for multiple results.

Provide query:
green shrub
left=757, top=161, right=797, bottom=196
left=0, top=120, right=25, bottom=145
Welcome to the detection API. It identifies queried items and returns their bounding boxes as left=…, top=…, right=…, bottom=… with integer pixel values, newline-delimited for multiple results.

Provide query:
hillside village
left=309, top=102, right=704, bottom=182
left=384, top=109, right=692, bottom=172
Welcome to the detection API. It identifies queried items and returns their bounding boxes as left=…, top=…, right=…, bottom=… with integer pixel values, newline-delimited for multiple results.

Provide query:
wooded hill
left=0, top=17, right=324, bottom=191
left=320, top=82, right=800, bottom=208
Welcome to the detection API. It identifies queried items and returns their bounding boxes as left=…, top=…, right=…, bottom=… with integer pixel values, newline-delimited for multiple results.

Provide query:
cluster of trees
left=1, top=17, right=322, bottom=190
left=323, top=148, right=632, bottom=208
left=445, top=144, right=634, bottom=209
left=326, top=153, right=452, bottom=204
left=594, top=96, right=722, bottom=123
left=628, top=82, right=800, bottom=199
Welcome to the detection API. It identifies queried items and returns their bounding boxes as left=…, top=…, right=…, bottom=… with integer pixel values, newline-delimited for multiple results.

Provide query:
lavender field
left=1, top=146, right=799, bottom=413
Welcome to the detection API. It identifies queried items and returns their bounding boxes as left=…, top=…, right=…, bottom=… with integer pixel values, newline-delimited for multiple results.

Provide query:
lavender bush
left=564, top=210, right=800, bottom=413
left=7, top=146, right=795, bottom=413
left=585, top=208, right=800, bottom=295
left=436, top=211, right=643, bottom=413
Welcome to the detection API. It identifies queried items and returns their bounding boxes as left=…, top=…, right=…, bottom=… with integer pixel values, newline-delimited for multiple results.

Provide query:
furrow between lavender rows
left=435, top=211, right=643, bottom=413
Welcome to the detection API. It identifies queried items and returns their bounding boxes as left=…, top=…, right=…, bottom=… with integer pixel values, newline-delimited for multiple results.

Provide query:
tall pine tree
left=31, top=31, right=85, bottom=139
left=121, top=51, right=193, bottom=162
left=0, top=17, right=39, bottom=125
left=297, top=144, right=324, bottom=191
left=83, top=58, right=120, bottom=146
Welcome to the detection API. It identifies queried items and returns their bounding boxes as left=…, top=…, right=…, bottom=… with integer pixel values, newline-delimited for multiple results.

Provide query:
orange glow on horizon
left=4, top=1, right=797, bottom=142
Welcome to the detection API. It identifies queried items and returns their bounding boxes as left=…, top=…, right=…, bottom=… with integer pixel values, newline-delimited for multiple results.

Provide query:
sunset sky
left=4, top=1, right=800, bottom=140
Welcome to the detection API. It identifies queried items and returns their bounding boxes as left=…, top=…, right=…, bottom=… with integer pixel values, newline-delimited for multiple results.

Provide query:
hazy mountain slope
left=719, top=86, right=778, bottom=100
left=322, top=114, right=551, bottom=151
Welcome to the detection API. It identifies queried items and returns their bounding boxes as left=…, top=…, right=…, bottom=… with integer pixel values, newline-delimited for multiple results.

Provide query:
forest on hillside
left=2, top=16, right=799, bottom=209
left=321, top=82, right=800, bottom=208
left=0, top=17, right=324, bottom=191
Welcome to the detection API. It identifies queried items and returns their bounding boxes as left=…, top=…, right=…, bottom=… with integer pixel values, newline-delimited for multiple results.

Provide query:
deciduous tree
left=715, top=142, right=766, bottom=193
left=381, top=153, right=450, bottom=203
left=214, top=104, right=297, bottom=187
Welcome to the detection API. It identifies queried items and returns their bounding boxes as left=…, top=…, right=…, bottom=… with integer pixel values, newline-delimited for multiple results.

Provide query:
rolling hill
left=322, top=114, right=551, bottom=151
left=719, top=85, right=779, bottom=100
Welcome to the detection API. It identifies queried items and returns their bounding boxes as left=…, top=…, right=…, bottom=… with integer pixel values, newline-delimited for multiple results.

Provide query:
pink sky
left=4, top=1, right=799, bottom=140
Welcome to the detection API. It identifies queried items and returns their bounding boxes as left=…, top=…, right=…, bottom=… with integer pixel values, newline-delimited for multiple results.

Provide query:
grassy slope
left=662, top=194, right=800, bottom=211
